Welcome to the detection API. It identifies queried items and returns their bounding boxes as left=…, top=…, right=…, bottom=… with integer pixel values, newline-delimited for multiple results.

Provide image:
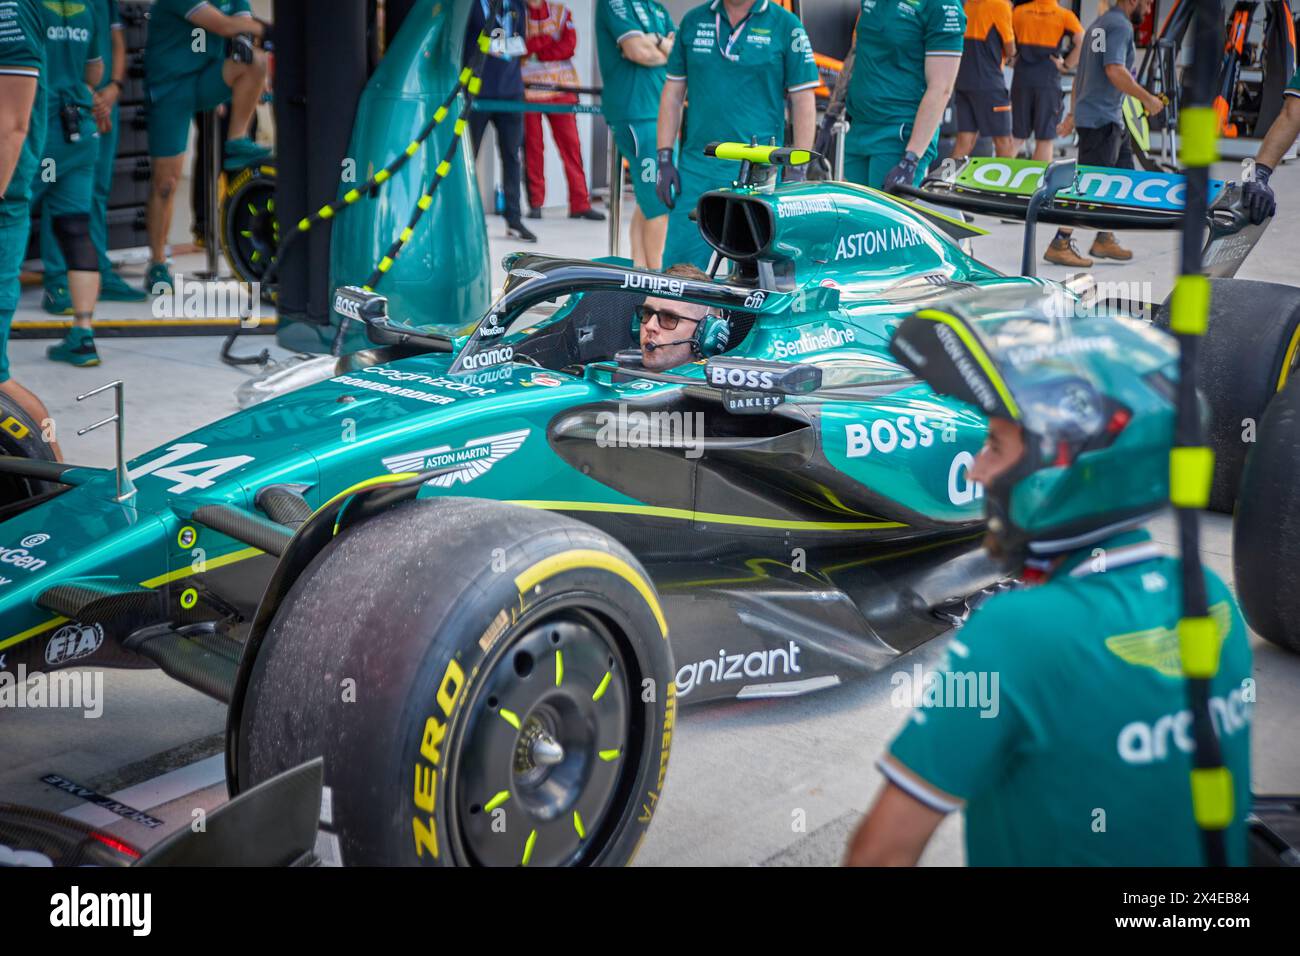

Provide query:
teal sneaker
left=47, top=328, right=101, bottom=368
left=100, top=270, right=148, bottom=302
left=42, top=287, right=73, bottom=315
left=223, top=137, right=272, bottom=171
left=145, top=262, right=174, bottom=295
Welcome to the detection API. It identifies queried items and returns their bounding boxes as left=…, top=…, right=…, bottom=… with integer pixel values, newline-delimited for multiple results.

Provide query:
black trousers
left=1076, top=121, right=1124, bottom=168
left=469, top=109, right=524, bottom=224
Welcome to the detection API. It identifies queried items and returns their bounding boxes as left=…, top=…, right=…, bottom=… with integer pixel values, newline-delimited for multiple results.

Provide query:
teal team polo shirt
left=664, top=0, right=819, bottom=157
left=880, top=529, right=1253, bottom=866
left=847, top=0, right=965, bottom=130
left=597, top=0, right=675, bottom=124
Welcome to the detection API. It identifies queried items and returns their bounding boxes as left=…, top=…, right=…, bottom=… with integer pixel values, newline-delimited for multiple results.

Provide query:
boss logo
left=708, top=365, right=776, bottom=391
left=333, top=294, right=362, bottom=320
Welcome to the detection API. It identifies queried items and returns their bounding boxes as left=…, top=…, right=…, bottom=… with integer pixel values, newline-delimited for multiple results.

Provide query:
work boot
left=506, top=220, right=538, bottom=243
left=145, top=261, right=174, bottom=295
left=570, top=208, right=606, bottom=221
left=1044, top=234, right=1093, bottom=268
left=1089, top=232, right=1133, bottom=261
left=42, top=287, right=74, bottom=315
left=47, top=327, right=101, bottom=367
left=223, top=136, right=272, bottom=171
left=100, top=270, right=148, bottom=302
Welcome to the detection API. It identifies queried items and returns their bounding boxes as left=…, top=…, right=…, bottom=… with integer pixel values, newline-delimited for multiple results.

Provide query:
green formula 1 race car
left=1, top=146, right=1297, bottom=866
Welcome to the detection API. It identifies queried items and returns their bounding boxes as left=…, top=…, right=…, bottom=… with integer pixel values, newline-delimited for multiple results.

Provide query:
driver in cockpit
left=637, top=263, right=725, bottom=371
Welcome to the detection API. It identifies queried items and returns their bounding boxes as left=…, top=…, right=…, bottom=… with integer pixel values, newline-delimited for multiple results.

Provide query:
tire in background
left=0, top=391, right=55, bottom=508
left=220, top=162, right=278, bottom=299
left=1154, top=278, right=1300, bottom=513
left=1233, top=375, right=1300, bottom=653
left=238, top=497, right=675, bottom=866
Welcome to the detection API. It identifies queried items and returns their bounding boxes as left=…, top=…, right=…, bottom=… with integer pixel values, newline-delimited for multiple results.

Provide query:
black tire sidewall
left=1156, top=278, right=1300, bottom=513
left=0, top=391, right=56, bottom=504
left=1233, top=376, right=1300, bottom=653
left=240, top=497, right=674, bottom=866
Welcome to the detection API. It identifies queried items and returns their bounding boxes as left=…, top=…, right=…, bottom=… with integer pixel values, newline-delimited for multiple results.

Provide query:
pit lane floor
left=2, top=160, right=1298, bottom=865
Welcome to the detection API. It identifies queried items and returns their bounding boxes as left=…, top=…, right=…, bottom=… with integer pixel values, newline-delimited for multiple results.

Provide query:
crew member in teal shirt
left=843, top=0, right=965, bottom=191
left=656, top=0, right=818, bottom=270
left=845, top=305, right=1253, bottom=866
left=29, top=0, right=107, bottom=366
left=596, top=0, right=676, bottom=269
left=40, top=0, right=145, bottom=314
left=142, top=0, right=270, bottom=293
left=0, top=0, right=61, bottom=450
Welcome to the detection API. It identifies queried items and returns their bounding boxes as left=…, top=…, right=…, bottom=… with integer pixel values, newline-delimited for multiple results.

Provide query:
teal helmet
left=888, top=288, right=1181, bottom=561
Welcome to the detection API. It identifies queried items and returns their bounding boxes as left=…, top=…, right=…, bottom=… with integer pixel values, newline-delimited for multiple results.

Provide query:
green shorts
left=30, top=131, right=98, bottom=218
left=610, top=119, right=669, bottom=219
left=0, top=204, right=29, bottom=384
left=842, top=121, right=938, bottom=191
left=147, top=59, right=231, bottom=157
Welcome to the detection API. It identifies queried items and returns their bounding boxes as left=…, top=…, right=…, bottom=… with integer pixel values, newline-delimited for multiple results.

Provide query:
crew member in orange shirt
left=1011, top=0, right=1084, bottom=162
left=951, top=0, right=1016, bottom=160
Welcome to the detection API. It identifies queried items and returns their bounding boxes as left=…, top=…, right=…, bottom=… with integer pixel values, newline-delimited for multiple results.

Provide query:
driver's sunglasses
left=637, top=304, right=698, bottom=331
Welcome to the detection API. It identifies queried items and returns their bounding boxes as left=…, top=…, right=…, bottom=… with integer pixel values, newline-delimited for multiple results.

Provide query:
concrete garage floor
left=2, top=158, right=1298, bottom=865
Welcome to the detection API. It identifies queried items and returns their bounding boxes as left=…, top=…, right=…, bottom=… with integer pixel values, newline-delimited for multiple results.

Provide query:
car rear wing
left=897, top=157, right=1268, bottom=279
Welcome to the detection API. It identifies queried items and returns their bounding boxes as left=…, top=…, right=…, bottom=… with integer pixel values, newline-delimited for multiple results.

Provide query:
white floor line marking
left=62, top=754, right=226, bottom=828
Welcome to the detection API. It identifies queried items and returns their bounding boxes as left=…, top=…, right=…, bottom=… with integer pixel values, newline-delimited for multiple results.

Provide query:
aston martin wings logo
left=1104, top=601, right=1232, bottom=677
left=44, top=1, right=87, bottom=15
left=381, top=429, right=529, bottom=487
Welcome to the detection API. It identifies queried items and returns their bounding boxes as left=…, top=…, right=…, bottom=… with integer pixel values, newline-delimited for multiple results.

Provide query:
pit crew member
left=1010, top=0, right=1083, bottom=163
left=844, top=307, right=1252, bottom=866
left=1046, top=0, right=1161, bottom=268
left=595, top=0, right=675, bottom=269
left=142, top=0, right=269, bottom=293
left=30, top=0, right=106, bottom=366
left=842, top=0, right=965, bottom=191
left=0, top=0, right=60, bottom=454
left=656, top=0, right=818, bottom=270
left=1241, top=63, right=1300, bottom=224
left=950, top=0, right=1016, bottom=161
left=40, top=0, right=145, bottom=314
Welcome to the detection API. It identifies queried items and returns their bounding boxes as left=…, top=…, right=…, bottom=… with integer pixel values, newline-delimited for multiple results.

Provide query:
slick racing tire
left=0, top=392, right=56, bottom=509
left=219, top=162, right=278, bottom=299
left=1233, top=376, right=1300, bottom=654
left=1155, top=278, right=1300, bottom=513
left=239, top=497, right=675, bottom=866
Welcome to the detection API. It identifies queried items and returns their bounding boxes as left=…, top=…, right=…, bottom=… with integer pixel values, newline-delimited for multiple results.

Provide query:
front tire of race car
left=1154, top=278, right=1300, bottom=513
left=238, top=497, right=675, bottom=866
left=0, top=391, right=56, bottom=509
left=1232, top=375, right=1300, bottom=654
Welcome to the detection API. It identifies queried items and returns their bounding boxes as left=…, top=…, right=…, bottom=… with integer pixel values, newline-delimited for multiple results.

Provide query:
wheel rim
left=451, top=610, right=633, bottom=866
left=225, top=180, right=279, bottom=286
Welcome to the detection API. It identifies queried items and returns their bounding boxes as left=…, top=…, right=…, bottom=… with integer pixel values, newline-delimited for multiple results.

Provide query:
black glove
left=1242, top=162, right=1275, bottom=225
left=882, top=150, right=920, bottom=194
left=783, top=162, right=808, bottom=184
left=656, top=148, right=680, bottom=210
left=255, top=18, right=274, bottom=51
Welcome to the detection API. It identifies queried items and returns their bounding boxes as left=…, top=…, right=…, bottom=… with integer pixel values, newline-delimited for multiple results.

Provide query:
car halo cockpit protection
left=887, top=287, right=1181, bottom=564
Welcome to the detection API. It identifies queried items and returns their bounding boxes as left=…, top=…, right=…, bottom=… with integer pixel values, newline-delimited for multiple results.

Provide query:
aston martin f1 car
left=1, top=147, right=1297, bottom=867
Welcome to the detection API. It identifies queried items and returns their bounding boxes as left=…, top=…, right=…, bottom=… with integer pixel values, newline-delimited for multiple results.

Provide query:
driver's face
left=639, top=296, right=709, bottom=371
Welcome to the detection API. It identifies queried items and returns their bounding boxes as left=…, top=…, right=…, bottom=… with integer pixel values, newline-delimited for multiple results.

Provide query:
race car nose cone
left=530, top=730, right=565, bottom=767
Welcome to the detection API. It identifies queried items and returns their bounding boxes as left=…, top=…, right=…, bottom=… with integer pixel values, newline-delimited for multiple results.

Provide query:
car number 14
left=128, top=443, right=255, bottom=494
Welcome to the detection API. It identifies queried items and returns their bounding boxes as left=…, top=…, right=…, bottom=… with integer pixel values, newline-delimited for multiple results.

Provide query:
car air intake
left=697, top=194, right=775, bottom=261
